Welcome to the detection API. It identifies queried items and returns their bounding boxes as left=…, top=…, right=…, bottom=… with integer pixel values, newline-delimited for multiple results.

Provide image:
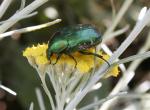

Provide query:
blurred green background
left=0, top=0, right=149, bottom=110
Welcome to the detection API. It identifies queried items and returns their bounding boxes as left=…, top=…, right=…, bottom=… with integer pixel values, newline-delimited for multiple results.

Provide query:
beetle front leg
left=52, top=54, right=62, bottom=65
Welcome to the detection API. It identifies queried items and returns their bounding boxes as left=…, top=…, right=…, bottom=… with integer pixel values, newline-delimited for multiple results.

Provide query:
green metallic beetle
left=46, top=24, right=109, bottom=67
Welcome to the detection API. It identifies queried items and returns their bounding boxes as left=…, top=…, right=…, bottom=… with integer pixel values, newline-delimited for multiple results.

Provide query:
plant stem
left=0, top=19, right=61, bottom=39
left=112, top=51, right=150, bottom=65
left=0, top=0, right=12, bottom=19
left=79, top=92, right=127, bottom=110
left=35, top=88, right=46, bottom=110
left=0, top=0, right=48, bottom=33
left=102, top=0, right=133, bottom=39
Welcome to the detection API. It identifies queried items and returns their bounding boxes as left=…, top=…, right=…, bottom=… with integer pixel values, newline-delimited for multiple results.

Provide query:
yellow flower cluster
left=23, top=44, right=49, bottom=64
left=23, top=44, right=119, bottom=77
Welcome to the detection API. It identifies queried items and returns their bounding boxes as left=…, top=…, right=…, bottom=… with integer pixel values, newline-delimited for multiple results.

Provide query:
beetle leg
left=67, top=54, right=77, bottom=68
left=79, top=51, right=110, bottom=66
left=52, top=54, right=62, bottom=65
left=49, top=54, right=53, bottom=64
left=53, top=41, right=69, bottom=65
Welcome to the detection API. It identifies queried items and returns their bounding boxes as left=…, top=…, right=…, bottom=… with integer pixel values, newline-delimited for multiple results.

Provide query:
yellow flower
left=23, top=44, right=49, bottom=64
left=23, top=44, right=119, bottom=77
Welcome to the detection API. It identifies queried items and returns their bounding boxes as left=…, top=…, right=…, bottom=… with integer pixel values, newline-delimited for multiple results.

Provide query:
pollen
left=23, top=44, right=119, bottom=77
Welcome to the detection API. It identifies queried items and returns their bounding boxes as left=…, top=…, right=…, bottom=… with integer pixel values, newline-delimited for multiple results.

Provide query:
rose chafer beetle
left=46, top=24, right=109, bottom=67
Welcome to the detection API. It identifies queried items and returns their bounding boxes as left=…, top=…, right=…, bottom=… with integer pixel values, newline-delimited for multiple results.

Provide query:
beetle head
left=46, top=48, right=52, bottom=60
